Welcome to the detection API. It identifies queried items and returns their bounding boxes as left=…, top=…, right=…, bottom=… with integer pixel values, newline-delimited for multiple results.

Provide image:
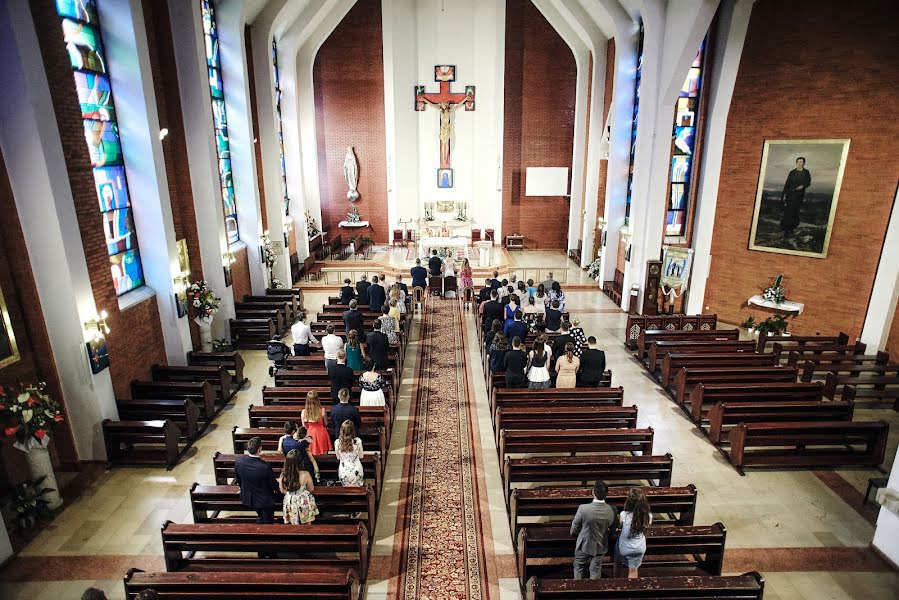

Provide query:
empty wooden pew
left=151, top=364, right=235, bottom=402
left=243, top=294, right=299, bottom=322
left=800, top=353, right=898, bottom=382
left=103, top=419, right=182, bottom=469
left=660, top=352, right=777, bottom=388
left=160, top=521, right=369, bottom=579
left=187, top=350, right=247, bottom=387
left=235, top=304, right=286, bottom=336
left=687, top=381, right=823, bottom=423
left=124, top=568, right=359, bottom=600
left=518, top=523, right=726, bottom=585
left=725, top=420, right=890, bottom=474
left=230, top=317, right=277, bottom=350
left=671, top=365, right=798, bottom=405
left=499, top=428, right=654, bottom=464
left=636, top=328, right=739, bottom=360
left=623, top=314, right=718, bottom=350
left=131, top=380, right=216, bottom=422
left=707, top=400, right=854, bottom=444
left=495, top=406, right=638, bottom=445
left=503, top=454, right=674, bottom=501
left=646, top=340, right=756, bottom=374
left=757, top=331, right=848, bottom=353
left=525, top=571, right=765, bottom=600
left=116, top=397, right=200, bottom=441
left=775, top=340, right=866, bottom=363
left=840, top=380, right=899, bottom=410
left=266, top=286, right=305, bottom=311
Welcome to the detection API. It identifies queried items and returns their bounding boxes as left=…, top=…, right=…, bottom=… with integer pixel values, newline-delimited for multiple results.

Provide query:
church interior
left=0, top=0, right=898, bottom=598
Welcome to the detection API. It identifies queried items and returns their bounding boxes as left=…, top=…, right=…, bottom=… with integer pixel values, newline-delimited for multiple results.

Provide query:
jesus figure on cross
left=420, top=92, right=472, bottom=168
left=415, top=66, right=475, bottom=187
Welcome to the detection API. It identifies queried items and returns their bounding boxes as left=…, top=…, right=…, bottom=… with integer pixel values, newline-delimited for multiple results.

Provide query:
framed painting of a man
left=748, top=139, right=850, bottom=258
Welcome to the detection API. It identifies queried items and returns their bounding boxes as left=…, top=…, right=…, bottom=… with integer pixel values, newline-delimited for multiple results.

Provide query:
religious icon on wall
left=748, top=139, right=850, bottom=259
left=85, top=336, right=110, bottom=375
left=437, top=168, right=453, bottom=189
left=434, top=65, right=455, bottom=82
left=0, top=284, right=21, bottom=369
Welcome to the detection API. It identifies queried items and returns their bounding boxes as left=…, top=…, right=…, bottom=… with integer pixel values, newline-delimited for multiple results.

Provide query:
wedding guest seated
left=577, top=336, right=606, bottom=387
left=336, top=420, right=365, bottom=487
left=503, top=336, right=528, bottom=388
left=428, top=249, right=443, bottom=275
left=356, top=274, right=371, bottom=306
left=368, top=275, right=386, bottom=311
left=339, top=278, right=356, bottom=304
left=545, top=300, right=563, bottom=333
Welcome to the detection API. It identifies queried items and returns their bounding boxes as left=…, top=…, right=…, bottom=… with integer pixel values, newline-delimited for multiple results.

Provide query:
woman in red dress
left=301, top=391, right=333, bottom=456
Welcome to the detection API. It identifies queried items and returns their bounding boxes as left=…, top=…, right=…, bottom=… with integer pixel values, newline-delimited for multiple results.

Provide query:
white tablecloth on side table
left=474, top=241, right=492, bottom=267
left=418, top=236, right=470, bottom=259
left=747, top=294, right=804, bottom=315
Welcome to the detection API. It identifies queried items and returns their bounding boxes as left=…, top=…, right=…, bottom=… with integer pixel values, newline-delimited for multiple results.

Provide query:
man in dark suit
left=490, top=270, right=502, bottom=290
left=478, top=278, right=493, bottom=303
left=366, top=321, right=390, bottom=369
left=368, top=275, right=386, bottom=311
left=343, top=299, right=365, bottom=338
left=428, top=249, right=443, bottom=276
left=570, top=479, right=616, bottom=579
left=504, top=309, right=528, bottom=341
left=356, top=275, right=371, bottom=306
left=503, top=336, right=529, bottom=388
left=411, top=259, right=428, bottom=289
left=481, top=290, right=504, bottom=334
left=578, top=336, right=606, bottom=387
left=553, top=321, right=574, bottom=357
left=234, top=437, right=277, bottom=524
left=330, top=388, right=362, bottom=440
left=545, top=300, right=563, bottom=332
left=396, top=274, right=409, bottom=296
left=339, top=278, right=355, bottom=304
left=329, top=350, right=356, bottom=403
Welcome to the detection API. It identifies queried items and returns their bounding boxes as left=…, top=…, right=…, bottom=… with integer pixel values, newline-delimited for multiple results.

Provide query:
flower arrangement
left=270, top=278, right=286, bottom=290
left=586, top=258, right=603, bottom=280
left=4, top=476, right=55, bottom=530
left=346, top=206, right=361, bottom=223
left=212, top=338, right=234, bottom=352
left=305, top=210, right=320, bottom=238
left=0, top=383, right=63, bottom=449
left=762, top=273, right=787, bottom=305
left=262, top=237, right=277, bottom=271
left=187, top=280, right=220, bottom=321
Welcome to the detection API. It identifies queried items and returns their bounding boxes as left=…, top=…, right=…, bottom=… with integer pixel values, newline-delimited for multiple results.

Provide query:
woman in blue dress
left=503, top=294, right=520, bottom=331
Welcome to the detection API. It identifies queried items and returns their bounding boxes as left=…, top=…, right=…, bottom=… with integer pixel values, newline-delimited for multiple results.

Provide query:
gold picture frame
left=0, top=284, right=21, bottom=369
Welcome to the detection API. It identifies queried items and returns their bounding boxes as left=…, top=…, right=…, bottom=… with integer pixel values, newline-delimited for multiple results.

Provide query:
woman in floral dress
left=336, top=420, right=365, bottom=487
left=460, top=258, right=474, bottom=306
left=378, top=304, right=399, bottom=344
left=279, top=449, right=319, bottom=524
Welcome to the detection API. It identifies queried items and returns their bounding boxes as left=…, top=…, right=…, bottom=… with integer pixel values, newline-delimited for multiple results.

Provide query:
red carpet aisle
left=399, top=299, right=486, bottom=599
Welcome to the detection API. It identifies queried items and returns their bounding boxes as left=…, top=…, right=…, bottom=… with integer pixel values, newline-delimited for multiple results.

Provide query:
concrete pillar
left=860, top=187, right=899, bottom=350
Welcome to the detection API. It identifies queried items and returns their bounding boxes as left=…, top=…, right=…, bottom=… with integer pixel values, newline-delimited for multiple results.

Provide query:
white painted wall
left=873, top=451, right=899, bottom=567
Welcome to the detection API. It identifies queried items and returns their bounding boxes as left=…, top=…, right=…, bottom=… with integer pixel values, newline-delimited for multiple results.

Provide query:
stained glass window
left=272, top=40, right=289, bottom=215
left=665, top=41, right=706, bottom=237
left=624, top=24, right=644, bottom=228
left=202, top=0, right=239, bottom=244
left=55, top=0, right=144, bottom=295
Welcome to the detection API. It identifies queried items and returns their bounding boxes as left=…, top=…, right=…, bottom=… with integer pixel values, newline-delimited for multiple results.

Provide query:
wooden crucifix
left=415, top=65, right=475, bottom=188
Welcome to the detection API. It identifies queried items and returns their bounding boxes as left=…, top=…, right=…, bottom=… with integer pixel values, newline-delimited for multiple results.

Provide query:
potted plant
left=305, top=210, right=320, bottom=239
left=756, top=314, right=789, bottom=337
left=187, top=280, right=221, bottom=352
left=0, top=383, right=64, bottom=509
left=586, top=257, right=603, bottom=282
left=741, top=316, right=757, bottom=334
left=3, top=476, right=56, bottom=530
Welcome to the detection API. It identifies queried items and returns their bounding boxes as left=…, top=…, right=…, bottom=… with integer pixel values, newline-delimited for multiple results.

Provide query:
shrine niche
left=415, top=65, right=475, bottom=188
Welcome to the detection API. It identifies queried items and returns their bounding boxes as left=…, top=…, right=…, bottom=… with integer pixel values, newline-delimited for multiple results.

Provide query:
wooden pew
left=840, top=382, right=899, bottom=410
left=517, top=523, right=726, bottom=586
left=671, top=365, right=798, bottom=405
left=212, top=452, right=382, bottom=501
left=243, top=294, right=299, bottom=322
left=774, top=340, right=866, bottom=363
left=187, top=350, right=247, bottom=387
left=509, top=485, right=697, bottom=539
left=116, top=397, right=200, bottom=441
left=131, top=380, right=216, bottom=422
left=725, top=420, right=890, bottom=474
left=799, top=352, right=897, bottom=382
left=707, top=400, right=854, bottom=444
left=636, top=328, right=739, bottom=360
left=659, top=352, right=778, bottom=388
left=249, top=404, right=391, bottom=441
left=124, top=568, right=360, bottom=600
left=757, top=331, right=848, bottom=353
left=230, top=317, right=277, bottom=350
left=499, top=428, right=654, bottom=464
left=267, top=286, right=305, bottom=311
left=623, top=314, right=718, bottom=350
left=646, top=340, right=756, bottom=374
left=495, top=406, right=638, bottom=445
left=272, top=377, right=396, bottom=410
left=103, top=419, right=181, bottom=469
left=235, top=303, right=286, bottom=336
left=491, top=387, right=624, bottom=420
left=275, top=364, right=399, bottom=391
left=160, top=521, right=369, bottom=580
left=503, top=454, right=674, bottom=502
left=232, top=426, right=387, bottom=473
left=487, top=370, right=611, bottom=400
left=525, top=572, right=765, bottom=600
left=189, top=483, right=377, bottom=538
left=687, top=381, right=823, bottom=424
left=151, top=364, right=235, bottom=402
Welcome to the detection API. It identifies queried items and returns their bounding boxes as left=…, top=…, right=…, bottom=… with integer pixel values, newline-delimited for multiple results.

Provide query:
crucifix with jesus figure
left=415, top=65, right=475, bottom=188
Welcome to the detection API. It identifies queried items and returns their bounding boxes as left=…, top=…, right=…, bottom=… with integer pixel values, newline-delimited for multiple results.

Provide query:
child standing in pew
left=613, top=488, right=652, bottom=579
left=280, top=449, right=319, bottom=525
left=278, top=421, right=319, bottom=481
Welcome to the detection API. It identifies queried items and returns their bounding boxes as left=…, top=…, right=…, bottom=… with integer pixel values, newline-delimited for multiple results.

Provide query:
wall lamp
left=84, top=310, right=110, bottom=338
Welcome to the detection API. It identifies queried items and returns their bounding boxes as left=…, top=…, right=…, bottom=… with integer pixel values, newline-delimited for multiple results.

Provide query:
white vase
left=24, top=443, right=63, bottom=510
left=195, top=316, right=214, bottom=352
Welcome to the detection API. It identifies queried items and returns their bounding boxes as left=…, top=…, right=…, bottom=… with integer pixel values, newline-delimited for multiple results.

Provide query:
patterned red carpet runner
left=400, top=299, right=486, bottom=599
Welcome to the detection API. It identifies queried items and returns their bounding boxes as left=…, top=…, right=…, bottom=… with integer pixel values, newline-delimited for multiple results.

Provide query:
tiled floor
left=0, top=253, right=896, bottom=599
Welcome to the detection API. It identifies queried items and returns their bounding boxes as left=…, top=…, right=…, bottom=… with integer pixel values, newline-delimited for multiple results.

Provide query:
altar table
left=418, top=236, right=470, bottom=259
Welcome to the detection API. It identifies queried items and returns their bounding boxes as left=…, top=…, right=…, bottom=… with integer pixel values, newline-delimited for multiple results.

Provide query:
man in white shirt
left=321, top=324, right=344, bottom=373
left=290, top=314, right=319, bottom=356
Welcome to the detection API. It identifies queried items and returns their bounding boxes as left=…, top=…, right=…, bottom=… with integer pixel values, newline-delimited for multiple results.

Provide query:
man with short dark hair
left=490, top=270, right=502, bottom=290
left=553, top=321, right=574, bottom=357
left=578, top=336, right=606, bottom=387
left=290, top=312, right=318, bottom=356
left=570, top=479, right=616, bottom=579
left=368, top=275, right=386, bottom=311
left=428, top=249, right=443, bottom=276
left=321, top=324, right=343, bottom=373
left=329, top=350, right=356, bottom=403
left=504, top=309, right=528, bottom=341
left=339, top=278, right=355, bottom=304
left=396, top=274, right=408, bottom=296
left=411, top=259, right=428, bottom=289
left=330, top=387, right=362, bottom=440
left=545, top=300, right=563, bottom=333
left=479, top=278, right=493, bottom=303
left=234, top=436, right=277, bottom=524
left=356, top=274, right=371, bottom=306
left=503, top=336, right=528, bottom=388
left=366, top=321, right=390, bottom=369
left=482, top=289, right=504, bottom=334
left=343, top=299, right=365, bottom=338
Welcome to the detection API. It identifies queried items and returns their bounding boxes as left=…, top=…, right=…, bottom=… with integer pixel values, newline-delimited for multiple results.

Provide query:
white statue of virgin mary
left=343, top=146, right=360, bottom=201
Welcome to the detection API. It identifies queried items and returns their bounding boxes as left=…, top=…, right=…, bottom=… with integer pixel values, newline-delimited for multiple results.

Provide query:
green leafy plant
left=360, top=237, right=373, bottom=246
left=741, top=316, right=756, bottom=330
left=212, top=338, right=233, bottom=352
left=756, top=314, right=789, bottom=336
left=4, top=476, right=55, bottom=531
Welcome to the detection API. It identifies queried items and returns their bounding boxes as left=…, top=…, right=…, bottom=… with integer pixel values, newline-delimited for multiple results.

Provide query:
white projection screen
left=525, top=167, right=570, bottom=196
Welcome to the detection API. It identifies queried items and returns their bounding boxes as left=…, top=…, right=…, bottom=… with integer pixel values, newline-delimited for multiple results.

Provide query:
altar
left=419, top=236, right=469, bottom=259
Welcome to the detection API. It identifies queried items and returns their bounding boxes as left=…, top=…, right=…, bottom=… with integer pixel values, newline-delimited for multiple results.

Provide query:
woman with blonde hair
left=336, top=421, right=365, bottom=487
left=460, top=258, right=474, bottom=309
left=614, top=487, right=652, bottom=578
left=388, top=297, right=401, bottom=322
left=554, top=342, right=579, bottom=388
left=390, top=283, right=407, bottom=315
left=301, top=391, right=333, bottom=455
left=279, top=449, right=319, bottom=525
left=570, top=316, right=587, bottom=358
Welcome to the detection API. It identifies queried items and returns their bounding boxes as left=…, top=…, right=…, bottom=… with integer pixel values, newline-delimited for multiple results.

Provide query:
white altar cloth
left=748, top=294, right=805, bottom=315
left=418, top=236, right=469, bottom=259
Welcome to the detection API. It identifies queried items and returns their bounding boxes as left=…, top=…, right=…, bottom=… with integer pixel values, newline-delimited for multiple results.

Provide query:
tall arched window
left=624, top=23, right=644, bottom=227
left=272, top=39, right=288, bottom=216
left=201, top=0, right=239, bottom=245
left=55, top=0, right=145, bottom=296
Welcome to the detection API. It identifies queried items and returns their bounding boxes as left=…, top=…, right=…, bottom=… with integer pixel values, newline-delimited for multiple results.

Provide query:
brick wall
left=246, top=25, right=268, bottom=233
left=30, top=0, right=167, bottom=396
left=0, top=151, right=80, bottom=485
left=502, top=0, right=576, bottom=250
left=593, top=38, right=615, bottom=260
left=230, top=246, right=252, bottom=303
left=313, top=0, right=388, bottom=243
left=704, top=0, right=899, bottom=337
left=144, top=0, right=202, bottom=350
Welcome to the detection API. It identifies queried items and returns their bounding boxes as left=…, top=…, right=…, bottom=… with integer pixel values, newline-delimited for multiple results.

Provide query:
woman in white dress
left=359, top=364, right=386, bottom=407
